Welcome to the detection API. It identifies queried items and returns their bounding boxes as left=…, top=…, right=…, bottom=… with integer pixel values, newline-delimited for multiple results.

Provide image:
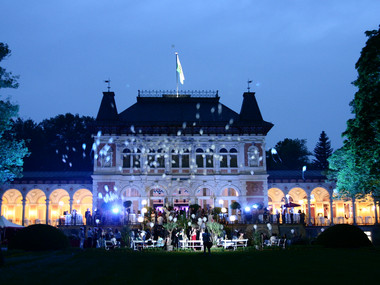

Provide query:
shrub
left=9, top=224, right=69, bottom=251
left=315, top=224, right=372, bottom=248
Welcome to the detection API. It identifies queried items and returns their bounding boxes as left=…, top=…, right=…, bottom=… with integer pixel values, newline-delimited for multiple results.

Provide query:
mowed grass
left=1, top=246, right=380, bottom=284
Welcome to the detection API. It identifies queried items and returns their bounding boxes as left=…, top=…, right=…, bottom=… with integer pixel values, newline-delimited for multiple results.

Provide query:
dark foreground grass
left=1, top=246, right=380, bottom=284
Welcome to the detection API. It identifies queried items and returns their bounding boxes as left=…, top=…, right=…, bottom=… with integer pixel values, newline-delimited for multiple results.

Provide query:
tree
left=267, top=138, right=311, bottom=170
left=313, top=131, right=333, bottom=170
left=0, top=43, right=28, bottom=183
left=0, top=43, right=19, bottom=89
left=13, top=114, right=95, bottom=171
left=328, top=27, right=380, bottom=197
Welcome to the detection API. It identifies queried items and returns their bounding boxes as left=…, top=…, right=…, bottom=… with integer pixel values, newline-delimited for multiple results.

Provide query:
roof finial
left=105, top=78, right=111, bottom=92
left=247, top=79, right=253, bottom=92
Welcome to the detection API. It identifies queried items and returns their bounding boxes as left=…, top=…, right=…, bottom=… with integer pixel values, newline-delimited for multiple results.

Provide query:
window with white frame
left=196, top=148, right=214, bottom=168
left=171, top=148, right=189, bottom=169
left=219, top=148, right=238, bottom=168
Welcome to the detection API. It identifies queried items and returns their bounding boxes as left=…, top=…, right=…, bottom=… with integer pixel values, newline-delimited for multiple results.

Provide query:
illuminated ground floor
left=0, top=171, right=378, bottom=226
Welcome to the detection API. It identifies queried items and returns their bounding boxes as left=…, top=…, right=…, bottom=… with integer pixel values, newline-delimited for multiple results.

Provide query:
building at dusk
left=0, top=90, right=378, bottom=227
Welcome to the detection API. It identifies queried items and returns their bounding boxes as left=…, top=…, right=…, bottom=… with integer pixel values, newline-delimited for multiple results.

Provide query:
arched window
left=230, top=148, right=238, bottom=168
left=206, top=149, right=214, bottom=168
left=147, top=149, right=156, bottom=167
left=219, top=148, right=238, bottom=168
left=171, top=148, right=189, bottom=169
left=171, top=149, right=179, bottom=168
left=133, top=148, right=141, bottom=168
left=156, top=149, right=165, bottom=168
left=122, top=148, right=132, bottom=168
left=220, top=148, right=228, bottom=168
left=248, top=146, right=259, bottom=167
left=196, top=148, right=204, bottom=168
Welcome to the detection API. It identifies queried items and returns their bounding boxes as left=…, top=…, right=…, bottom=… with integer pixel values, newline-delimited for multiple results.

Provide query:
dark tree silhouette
left=13, top=114, right=95, bottom=171
left=267, top=138, right=311, bottom=170
left=313, top=131, right=333, bottom=170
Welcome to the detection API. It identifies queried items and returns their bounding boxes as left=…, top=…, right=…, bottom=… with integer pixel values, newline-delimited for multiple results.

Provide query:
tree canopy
left=328, top=27, right=380, bottom=197
left=0, top=43, right=19, bottom=89
left=267, top=138, right=311, bottom=170
left=0, top=43, right=28, bottom=183
left=14, top=114, right=95, bottom=171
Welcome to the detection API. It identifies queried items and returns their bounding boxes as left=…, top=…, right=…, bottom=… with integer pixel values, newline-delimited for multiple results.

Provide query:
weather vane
left=247, top=79, right=253, bottom=92
left=105, top=78, right=111, bottom=92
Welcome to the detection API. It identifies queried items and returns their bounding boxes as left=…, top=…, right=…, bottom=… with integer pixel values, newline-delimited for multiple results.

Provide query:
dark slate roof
left=268, top=170, right=327, bottom=181
left=96, top=90, right=273, bottom=135
left=8, top=171, right=93, bottom=184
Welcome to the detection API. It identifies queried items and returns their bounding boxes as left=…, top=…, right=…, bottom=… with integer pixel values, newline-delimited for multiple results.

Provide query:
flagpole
left=175, top=52, right=179, bottom=97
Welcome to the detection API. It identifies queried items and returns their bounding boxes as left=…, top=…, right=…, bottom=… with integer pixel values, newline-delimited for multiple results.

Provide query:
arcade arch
left=219, top=187, right=239, bottom=215
left=49, top=189, right=70, bottom=226
left=25, top=189, right=46, bottom=225
left=1, top=189, right=23, bottom=225
left=195, top=187, right=215, bottom=210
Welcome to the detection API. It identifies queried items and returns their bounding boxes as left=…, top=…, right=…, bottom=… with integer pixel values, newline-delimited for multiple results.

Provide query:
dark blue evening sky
left=1, top=0, right=379, bottom=151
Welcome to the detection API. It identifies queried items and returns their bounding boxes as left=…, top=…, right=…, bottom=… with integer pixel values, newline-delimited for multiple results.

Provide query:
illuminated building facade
left=0, top=90, right=378, bottom=226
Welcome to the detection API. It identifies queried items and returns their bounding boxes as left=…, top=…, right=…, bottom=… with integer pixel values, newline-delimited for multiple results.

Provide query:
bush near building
left=9, top=224, right=69, bottom=251
left=316, top=224, right=372, bottom=248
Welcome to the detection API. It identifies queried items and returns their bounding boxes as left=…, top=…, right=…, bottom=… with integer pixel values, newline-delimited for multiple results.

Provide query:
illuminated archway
left=195, top=187, right=215, bottom=210
left=172, top=188, right=190, bottom=211
left=120, top=187, right=141, bottom=215
left=149, top=187, right=166, bottom=210
left=219, top=187, right=239, bottom=215
left=268, top=188, right=285, bottom=218
left=25, top=189, right=46, bottom=225
left=49, top=189, right=70, bottom=226
left=311, top=187, right=330, bottom=225
left=1, top=189, right=23, bottom=225
left=73, top=189, right=93, bottom=224
left=355, top=194, right=375, bottom=225
left=288, top=187, right=307, bottom=217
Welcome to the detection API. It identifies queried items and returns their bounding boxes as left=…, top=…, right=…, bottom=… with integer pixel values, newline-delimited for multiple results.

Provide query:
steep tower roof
left=96, top=92, right=119, bottom=121
left=239, top=92, right=263, bottom=122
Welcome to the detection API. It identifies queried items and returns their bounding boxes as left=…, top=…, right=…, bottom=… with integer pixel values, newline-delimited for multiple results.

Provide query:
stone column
left=21, top=198, right=26, bottom=226
left=45, top=198, right=50, bottom=225
left=374, top=199, right=378, bottom=225
left=69, top=198, right=73, bottom=214
left=307, top=196, right=312, bottom=226
left=329, top=197, right=334, bottom=225
left=352, top=196, right=357, bottom=225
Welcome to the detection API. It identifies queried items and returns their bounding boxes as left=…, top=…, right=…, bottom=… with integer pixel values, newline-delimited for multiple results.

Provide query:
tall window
left=156, top=149, right=165, bottom=168
left=171, top=149, right=180, bottom=168
left=133, top=148, right=141, bottom=168
left=196, top=148, right=204, bottom=168
left=122, top=148, right=132, bottom=168
left=230, top=148, right=238, bottom=168
left=220, top=148, right=228, bottom=168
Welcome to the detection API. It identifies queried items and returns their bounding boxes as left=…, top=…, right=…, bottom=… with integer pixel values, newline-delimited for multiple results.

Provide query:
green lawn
left=1, top=246, right=379, bottom=284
